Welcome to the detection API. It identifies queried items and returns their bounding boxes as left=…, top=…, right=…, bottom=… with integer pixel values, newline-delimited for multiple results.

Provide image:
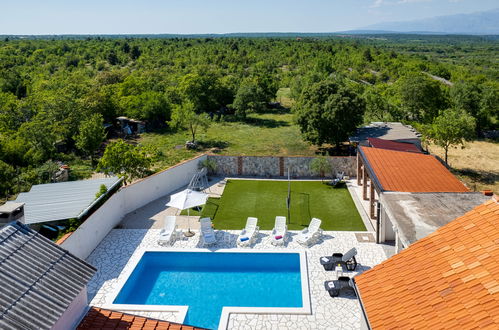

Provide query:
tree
left=0, top=160, right=15, bottom=198
left=425, top=108, right=476, bottom=165
left=178, top=71, right=224, bottom=113
left=398, top=73, right=447, bottom=123
left=309, top=157, right=332, bottom=182
left=75, top=114, right=106, bottom=164
left=363, top=85, right=399, bottom=122
left=294, top=79, right=365, bottom=148
left=232, top=79, right=266, bottom=118
left=120, top=91, right=171, bottom=126
left=451, top=80, right=498, bottom=133
left=107, top=50, right=119, bottom=65
left=97, top=139, right=152, bottom=184
left=170, top=101, right=211, bottom=143
left=130, top=45, right=141, bottom=60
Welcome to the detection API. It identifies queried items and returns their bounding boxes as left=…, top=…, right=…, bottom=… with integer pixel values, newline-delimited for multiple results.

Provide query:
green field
left=140, top=108, right=316, bottom=169
left=182, top=179, right=366, bottom=231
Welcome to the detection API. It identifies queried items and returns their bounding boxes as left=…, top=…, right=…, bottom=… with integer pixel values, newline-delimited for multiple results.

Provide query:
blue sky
left=0, top=0, right=497, bottom=34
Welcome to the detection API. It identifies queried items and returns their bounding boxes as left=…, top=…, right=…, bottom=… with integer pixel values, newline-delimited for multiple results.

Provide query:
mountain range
left=359, top=8, right=499, bottom=35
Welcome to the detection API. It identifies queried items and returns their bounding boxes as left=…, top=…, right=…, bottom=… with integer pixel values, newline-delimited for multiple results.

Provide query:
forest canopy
left=0, top=36, right=497, bottom=198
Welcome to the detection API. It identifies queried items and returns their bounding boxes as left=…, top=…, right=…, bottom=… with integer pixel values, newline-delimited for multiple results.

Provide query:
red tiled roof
left=55, top=232, right=73, bottom=245
left=355, top=199, right=499, bottom=330
left=367, top=137, right=421, bottom=153
left=360, top=146, right=469, bottom=192
left=77, top=307, right=206, bottom=330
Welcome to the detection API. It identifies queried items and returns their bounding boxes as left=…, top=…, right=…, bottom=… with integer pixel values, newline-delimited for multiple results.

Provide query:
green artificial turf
left=182, top=179, right=366, bottom=231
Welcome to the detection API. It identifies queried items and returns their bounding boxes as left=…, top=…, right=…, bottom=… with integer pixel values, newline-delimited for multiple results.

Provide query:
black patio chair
left=319, top=247, right=358, bottom=271
left=324, top=276, right=356, bottom=297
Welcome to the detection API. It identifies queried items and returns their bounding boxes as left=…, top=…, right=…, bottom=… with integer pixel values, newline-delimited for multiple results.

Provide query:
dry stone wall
left=208, top=155, right=356, bottom=178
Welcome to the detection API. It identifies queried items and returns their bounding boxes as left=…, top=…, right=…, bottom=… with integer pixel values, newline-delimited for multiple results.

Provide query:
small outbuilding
left=0, top=202, right=25, bottom=224
left=349, top=122, right=422, bottom=150
left=354, top=199, right=499, bottom=330
left=356, top=146, right=471, bottom=244
left=0, top=221, right=96, bottom=329
left=15, top=176, right=122, bottom=225
left=380, top=192, right=490, bottom=252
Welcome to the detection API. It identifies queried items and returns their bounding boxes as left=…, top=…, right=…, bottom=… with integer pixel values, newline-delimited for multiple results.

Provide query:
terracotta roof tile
left=360, top=146, right=469, bottom=192
left=355, top=200, right=499, bottom=330
left=367, top=137, right=422, bottom=153
left=77, top=307, right=207, bottom=330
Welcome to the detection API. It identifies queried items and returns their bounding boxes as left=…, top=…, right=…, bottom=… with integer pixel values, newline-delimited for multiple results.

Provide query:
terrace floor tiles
left=87, top=228, right=391, bottom=330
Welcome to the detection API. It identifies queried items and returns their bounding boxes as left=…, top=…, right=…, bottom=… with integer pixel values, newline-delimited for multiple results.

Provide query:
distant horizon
left=0, top=1, right=497, bottom=35
left=1, top=30, right=498, bottom=37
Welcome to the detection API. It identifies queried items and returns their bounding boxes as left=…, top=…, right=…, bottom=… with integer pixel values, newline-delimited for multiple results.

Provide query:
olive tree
left=425, top=108, right=476, bottom=165
left=294, top=80, right=365, bottom=148
left=97, top=139, right=152, bottom=184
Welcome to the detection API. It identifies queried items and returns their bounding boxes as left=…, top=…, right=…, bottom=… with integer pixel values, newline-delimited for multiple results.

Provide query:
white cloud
left=397, top=0, right=433, bottom=3
left=370, top=0, right=385, bottom=8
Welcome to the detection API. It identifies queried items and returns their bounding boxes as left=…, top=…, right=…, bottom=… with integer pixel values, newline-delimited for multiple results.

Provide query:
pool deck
left=87, top=228, right=391, bottom=330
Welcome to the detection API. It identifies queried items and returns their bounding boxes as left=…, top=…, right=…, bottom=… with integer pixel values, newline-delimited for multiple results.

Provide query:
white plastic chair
left=158, top=216, right=179, bottom=246
left=200, top=217, right=217, bottom=246
left=296, top=218, right=323, bottom=246
left=271, top=216, right=287, bottom=246
left=237, top=217, right=259, bottom=247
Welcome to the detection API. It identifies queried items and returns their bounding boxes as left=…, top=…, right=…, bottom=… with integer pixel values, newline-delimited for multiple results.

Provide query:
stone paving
left=87, top=228, right=391, bottom=329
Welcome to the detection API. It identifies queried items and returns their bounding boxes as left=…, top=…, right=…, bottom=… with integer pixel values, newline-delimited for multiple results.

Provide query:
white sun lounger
left=296, top=218, right=323, bottom=246
left=271, top=216, right=287, bottom=246
left=200, top=217, right=217, bottom=246
left=158, top=216, right=179, bottom=246
left=237, top=217, right=259, bottom=247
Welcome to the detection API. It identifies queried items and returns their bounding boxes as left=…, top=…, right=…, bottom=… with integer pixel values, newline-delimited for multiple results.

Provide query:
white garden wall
left=60, top=191, right=125, bottom=259
left=60, top=154, right=207, bottom=259
left=123, top=154, right=207, bottom=214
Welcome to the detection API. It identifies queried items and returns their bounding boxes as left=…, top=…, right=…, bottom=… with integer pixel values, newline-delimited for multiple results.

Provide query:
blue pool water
left=114, top=251, right=303, bottom=329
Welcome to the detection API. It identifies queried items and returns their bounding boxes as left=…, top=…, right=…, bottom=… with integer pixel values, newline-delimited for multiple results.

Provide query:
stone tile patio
left=87, top=228, right=391, bottom=329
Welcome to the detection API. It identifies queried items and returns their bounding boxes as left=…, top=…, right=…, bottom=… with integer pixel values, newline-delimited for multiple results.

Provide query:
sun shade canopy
left=166, top=189, right=209, bottom=210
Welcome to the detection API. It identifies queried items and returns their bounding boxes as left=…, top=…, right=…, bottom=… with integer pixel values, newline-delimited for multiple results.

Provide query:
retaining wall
left=207, top=155, right=356, bottom=178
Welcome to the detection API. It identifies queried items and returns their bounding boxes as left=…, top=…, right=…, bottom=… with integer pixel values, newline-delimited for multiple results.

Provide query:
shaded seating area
left=324, top=277, right=356, bottom=297
left=320, top=247, right=358, bottom=271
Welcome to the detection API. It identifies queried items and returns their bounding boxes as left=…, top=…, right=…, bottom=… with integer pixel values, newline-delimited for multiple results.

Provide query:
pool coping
left=102, top=248, right=312, bottom=330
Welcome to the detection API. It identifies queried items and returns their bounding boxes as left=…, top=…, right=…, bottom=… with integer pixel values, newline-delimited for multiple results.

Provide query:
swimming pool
left=109, top=249, right=310, bottom=329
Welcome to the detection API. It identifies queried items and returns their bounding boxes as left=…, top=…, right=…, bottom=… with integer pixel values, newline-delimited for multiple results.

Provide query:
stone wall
left=208, top=155, right=356, bottom=178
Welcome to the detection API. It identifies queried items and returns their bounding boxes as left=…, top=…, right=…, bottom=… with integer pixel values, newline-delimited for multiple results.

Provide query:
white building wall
left=378, top=205, right=395, bottom=243
left=60, top=155, right=206, bottom=259
left=52, top=286, right=88, bottom=330
left=123, top=154, right=206, bottom=214
left=60, top=192, right=125, bottom=259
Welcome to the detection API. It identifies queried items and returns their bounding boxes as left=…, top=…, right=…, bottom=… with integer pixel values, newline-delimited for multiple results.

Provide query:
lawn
left=182, top=179, right=366, bottom=231
left=139, top=99, right=316, bottom=170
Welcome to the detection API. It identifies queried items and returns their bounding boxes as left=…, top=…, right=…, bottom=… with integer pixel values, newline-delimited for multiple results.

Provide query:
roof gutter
left=352, top=277, right=373, bottom=330
left=77, top=177, right=124, bottom=219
